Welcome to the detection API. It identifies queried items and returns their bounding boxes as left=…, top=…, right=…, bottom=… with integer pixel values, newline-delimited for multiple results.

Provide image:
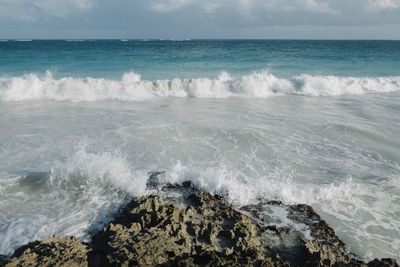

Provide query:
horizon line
left=1, top=38, right=400, bottom=41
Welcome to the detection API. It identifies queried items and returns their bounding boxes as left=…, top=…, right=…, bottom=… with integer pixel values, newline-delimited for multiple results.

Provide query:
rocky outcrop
left=4, top=236, right=89, bottom=267
left=2, top=180, right=399, bottom=267
left=90, top=192, right=287, bottom=266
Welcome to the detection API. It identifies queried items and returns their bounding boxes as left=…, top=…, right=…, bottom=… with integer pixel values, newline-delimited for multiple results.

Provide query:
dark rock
left=367, top=258, right=399, bottom=267
left=0, top=255, right=8, bottom=267
left=266, top=200, right=283, bottom=206
left=182, top=180, right=192, bottom=188
left=145, top=171, right=165, bottom=189
left=287, top=203, right=353, bottom=266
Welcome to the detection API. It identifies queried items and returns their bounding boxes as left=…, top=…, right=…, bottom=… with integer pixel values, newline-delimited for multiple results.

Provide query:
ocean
left=0, top=40, right=399, bottom=261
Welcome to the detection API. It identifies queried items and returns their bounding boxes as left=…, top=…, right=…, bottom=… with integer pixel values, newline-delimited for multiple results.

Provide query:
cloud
left=150, top=0, right=194, bottom=12
left=148, top=0, right=340, bottom=27
left=0, top=0, right=400, bottom=39
left=34, top=0, right=93, bottom=16
left=368, top=0, right=400, bottom=10
left=149, top=0, right=337, bottom=15
left=0, top=0, right=93, bottom=21
left=147, top=0, right=400, bottom=26
left=302, top=0, right=337, bottom=14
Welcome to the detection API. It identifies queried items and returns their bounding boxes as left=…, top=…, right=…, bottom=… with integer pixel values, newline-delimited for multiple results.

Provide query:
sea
left=0, top=40, right=399, bottom=261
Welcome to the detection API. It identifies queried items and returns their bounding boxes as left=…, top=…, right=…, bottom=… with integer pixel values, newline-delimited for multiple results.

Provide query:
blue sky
left=0, top=0, right=400, bottom=39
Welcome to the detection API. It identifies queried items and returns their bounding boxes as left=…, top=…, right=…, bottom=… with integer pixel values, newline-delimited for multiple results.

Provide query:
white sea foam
left=50, top=143, right=148, bottom=196
left=0, top=143, right=148, bottom=256
left=1, top=71, right=400, bottom=102
left=160, top=161, right=360, bottom=207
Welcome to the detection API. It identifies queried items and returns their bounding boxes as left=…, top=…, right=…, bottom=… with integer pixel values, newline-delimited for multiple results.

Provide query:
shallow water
left=0, top=94, right=399, bottom=260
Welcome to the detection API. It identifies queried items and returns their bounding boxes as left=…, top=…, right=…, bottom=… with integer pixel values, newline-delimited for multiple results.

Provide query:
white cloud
left=149, top=0, right=337, bottom=16
left=204, top=2, right=220, bottom=15
left=150, top=0, right=194, bottom=13
left=368, top=0, right=400, bottom=9
left=0, top=0, right=93, bottom=20
left=33, top=0, right=93, bottom=17
left=146, top=0, right=400, bottom=28
left=1, top=0, right=400, bottom=35
left=302, top=0, right=336, bottom=14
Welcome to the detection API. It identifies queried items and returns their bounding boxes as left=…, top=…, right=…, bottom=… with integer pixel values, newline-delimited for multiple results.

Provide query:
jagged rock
left=3, top=180, right=399, bottom=267
left=286, top=204, right=399, bottom=267
left=4, top=236, right=89, bottom=267
left=90, top=192, right=289, bottom=266
left=287, top=203, right=354, bottom=266
left=242, top=201, right=399, bottom=267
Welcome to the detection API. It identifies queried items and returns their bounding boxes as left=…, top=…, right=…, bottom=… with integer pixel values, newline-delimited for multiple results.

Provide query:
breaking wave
left=1, top=71, right=400, bottom=102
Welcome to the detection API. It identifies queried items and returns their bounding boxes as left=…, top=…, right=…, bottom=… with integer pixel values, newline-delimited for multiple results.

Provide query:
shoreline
left=2, top=177, right=398, bottom=267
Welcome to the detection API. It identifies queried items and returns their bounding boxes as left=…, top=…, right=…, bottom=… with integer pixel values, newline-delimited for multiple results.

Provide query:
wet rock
left=285, top=205, right=399, bottom=267
left=3, top=180, right=399, bottom=267
left=286, top=203, right=353, bottom=266
left=146, top=171, right=165, bottom=189
left=241, top=201, right=399, bottom=267
left=367, top=258, right=399, bottom=267
left=4, top=237, right=89, bottom=267
left=0, top=255, right=8, bottom=267
left=91, top=192, right=289, bottom=266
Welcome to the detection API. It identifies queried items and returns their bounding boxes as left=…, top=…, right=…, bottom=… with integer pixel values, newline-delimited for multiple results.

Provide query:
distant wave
left=137, top=39, right=192, bottom=42
left=65, top=39, right=86, bottom=42
left=1, top=71, right=400, bottom=102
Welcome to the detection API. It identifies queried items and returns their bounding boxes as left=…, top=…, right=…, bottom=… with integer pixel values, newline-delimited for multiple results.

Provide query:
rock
left=287, top=203, right=354, bottom=266
left=367, top=258, right=399, bottom=267
left=241, top=201, right=399, bottom=267
left=146, top=171, right=165, bottom=189
left=4, top=236, right=89, bottom=267
left=3, top=180, right=399, bottom=267
left=0, top=255, right=8, bottom=267
left=90, top=192, right=289, bottom=266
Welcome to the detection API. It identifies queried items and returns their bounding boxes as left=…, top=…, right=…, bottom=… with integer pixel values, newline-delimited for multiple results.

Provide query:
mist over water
left=0, top=40, right=399, bottom=262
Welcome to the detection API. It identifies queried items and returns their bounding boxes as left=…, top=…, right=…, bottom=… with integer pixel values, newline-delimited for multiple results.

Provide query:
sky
left=0, top=0, right=400, bottom=39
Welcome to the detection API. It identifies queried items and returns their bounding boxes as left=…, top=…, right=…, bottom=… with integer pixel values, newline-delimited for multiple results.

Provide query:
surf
left=1, top=71, right=400, bottom=102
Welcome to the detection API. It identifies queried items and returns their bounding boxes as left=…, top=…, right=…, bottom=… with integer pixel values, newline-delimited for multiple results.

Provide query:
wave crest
left=1, top=71, right=400, bottom=102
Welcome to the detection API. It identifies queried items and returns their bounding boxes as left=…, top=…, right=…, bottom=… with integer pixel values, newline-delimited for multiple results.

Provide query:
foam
left=0, top=143, right=148, bottom=256
left=1, top=71, right=400, bottom=102
left=160, top=161, right=359, bottom=207
left=50, top=142, right=148, bottom=196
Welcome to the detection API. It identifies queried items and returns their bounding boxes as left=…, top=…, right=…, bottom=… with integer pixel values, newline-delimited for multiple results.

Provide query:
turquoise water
left=1, top=40, right=400, bottom=79
left=0, top=40, right=399, bottom=262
